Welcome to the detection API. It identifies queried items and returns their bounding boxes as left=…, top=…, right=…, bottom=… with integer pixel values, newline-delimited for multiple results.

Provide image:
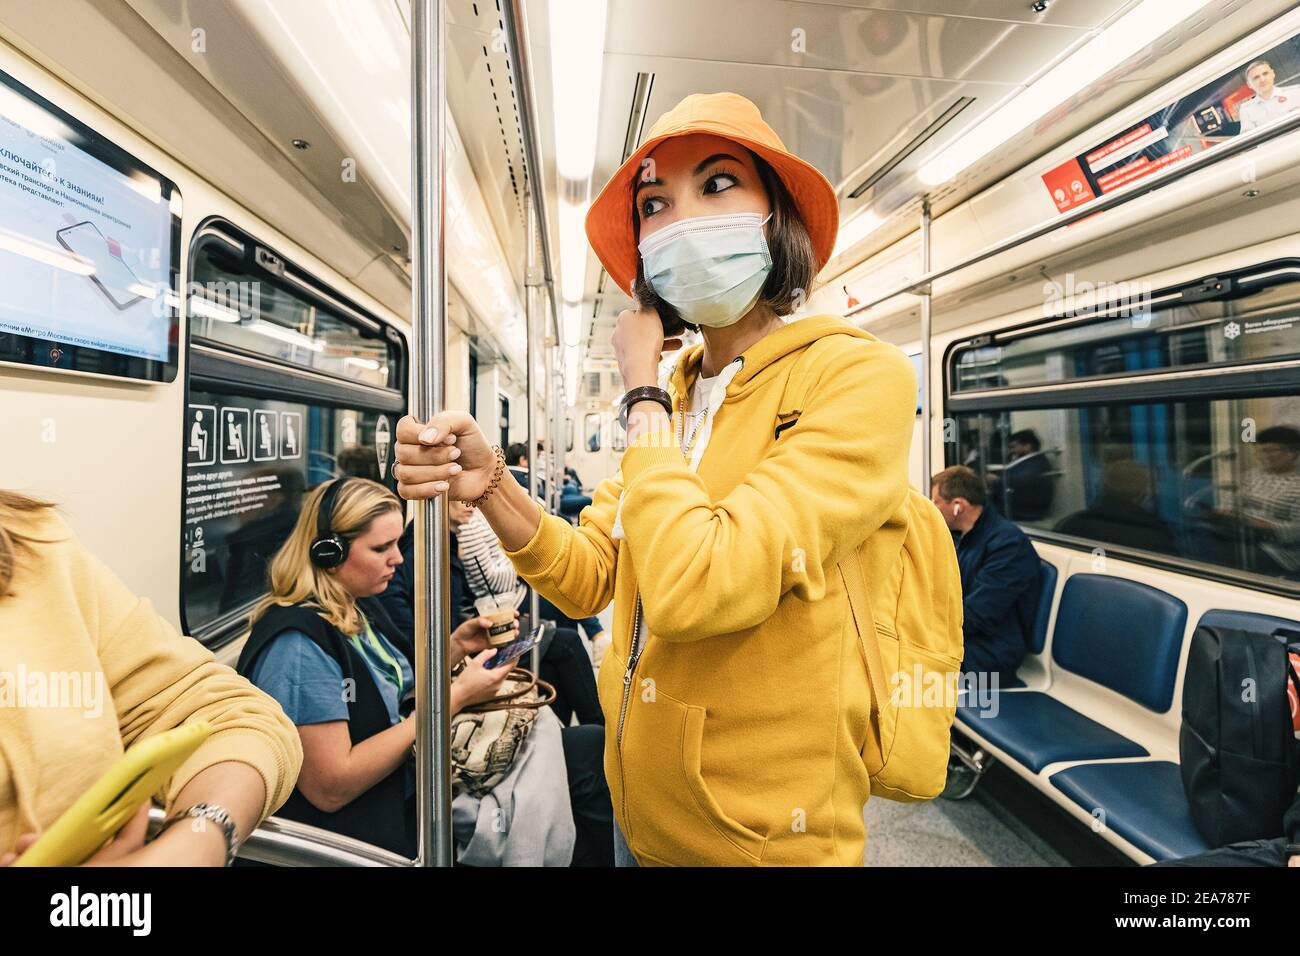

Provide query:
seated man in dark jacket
left=931, top=465, right=1041, bottom=681
left=988, top=429, right=1055, bottom=521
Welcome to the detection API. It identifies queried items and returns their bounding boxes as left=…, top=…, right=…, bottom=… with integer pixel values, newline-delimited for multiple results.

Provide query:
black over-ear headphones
left=309, top=478, right=351, bottom=569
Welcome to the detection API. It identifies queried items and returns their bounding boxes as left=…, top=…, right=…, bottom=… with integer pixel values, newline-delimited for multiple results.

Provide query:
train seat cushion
left=1050, top=574, right=1187, bottom=712
left=1050, top=761, right=1212, bottom=861
left=956, top=691, right=1148, bottom=772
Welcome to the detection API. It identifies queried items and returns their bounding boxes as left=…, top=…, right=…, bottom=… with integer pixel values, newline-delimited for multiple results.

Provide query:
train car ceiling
left=110, top=0, right=543, bottom=385
left=831, top=5, right=1300, bottom=348
left=536, top=0, right=1294, bottom=382
left=5, top=0, right=1299, bottom=401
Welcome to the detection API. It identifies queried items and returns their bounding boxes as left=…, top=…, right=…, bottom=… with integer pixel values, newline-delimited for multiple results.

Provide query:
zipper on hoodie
left=612, top=357, right=736, bottom=842
left=617, top=595, right=646, bottom=751
left=616, top=593, right=645, bottom=831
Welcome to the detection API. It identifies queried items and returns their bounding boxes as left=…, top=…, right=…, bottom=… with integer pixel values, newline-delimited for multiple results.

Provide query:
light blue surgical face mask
left=638, top=211, right=773, bottom=328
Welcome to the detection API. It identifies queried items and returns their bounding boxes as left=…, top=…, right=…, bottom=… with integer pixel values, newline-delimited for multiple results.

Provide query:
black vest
left=238, top=598, right=415, bottom=856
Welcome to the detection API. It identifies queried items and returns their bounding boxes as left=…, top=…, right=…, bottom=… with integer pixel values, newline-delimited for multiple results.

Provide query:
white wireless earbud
left=953, top=504, right=962, bottom=516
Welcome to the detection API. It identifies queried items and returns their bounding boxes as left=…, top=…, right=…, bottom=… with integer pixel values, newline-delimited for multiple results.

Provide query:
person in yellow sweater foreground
left=0, top=491, right=302, bottom=866
left=394, top=93, right=916, bottom=866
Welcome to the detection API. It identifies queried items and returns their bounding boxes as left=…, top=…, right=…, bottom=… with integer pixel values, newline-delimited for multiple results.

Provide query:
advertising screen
left=0, top=69, right=180, bottom=382
left=1042, top=31, right=1300, bottom=215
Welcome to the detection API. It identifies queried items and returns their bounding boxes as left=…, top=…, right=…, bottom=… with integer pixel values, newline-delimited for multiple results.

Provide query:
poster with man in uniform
left=1239, top=59, right=1300, bottom=133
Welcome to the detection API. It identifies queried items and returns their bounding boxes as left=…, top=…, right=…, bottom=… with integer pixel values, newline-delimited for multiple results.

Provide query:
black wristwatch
left=619, top=386, right=672, bottom=430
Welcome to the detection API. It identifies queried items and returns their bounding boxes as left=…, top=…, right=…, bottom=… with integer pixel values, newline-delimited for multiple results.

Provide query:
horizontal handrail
left=148, top=808, right=412, bottom=867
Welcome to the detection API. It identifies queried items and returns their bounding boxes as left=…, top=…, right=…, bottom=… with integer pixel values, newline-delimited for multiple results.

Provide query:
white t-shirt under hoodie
left=682, top=371, right=720, bottom=446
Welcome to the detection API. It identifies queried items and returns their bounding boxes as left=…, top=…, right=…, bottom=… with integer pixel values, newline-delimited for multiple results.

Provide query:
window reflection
left=953, top=280, right=1300, bottom=392
left=953, top=397, right=1300, bottom=586
left=189, top=241, right=393, bottom=388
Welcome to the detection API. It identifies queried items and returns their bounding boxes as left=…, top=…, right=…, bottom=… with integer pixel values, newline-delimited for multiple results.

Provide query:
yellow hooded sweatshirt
left=504, top=315, right=916, bottom=865
left=0, top=505, right=303, bottom=856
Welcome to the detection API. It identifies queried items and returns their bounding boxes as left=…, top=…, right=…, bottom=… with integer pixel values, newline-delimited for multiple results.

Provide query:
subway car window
left=953, top=271, right=1300, bottom=393
left=948, top=265, right=1300, bottom=594
left=183, top=392, right=397, bottom=638
left=953, top=397, right=1300, bottom=584
left=182, top=222, right=405, bottom=645
left=189, top=230, right=395, bottom=388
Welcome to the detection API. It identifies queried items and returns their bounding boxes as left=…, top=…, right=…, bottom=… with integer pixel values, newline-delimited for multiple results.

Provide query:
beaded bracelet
left=462, top=445, right=506, bottom=510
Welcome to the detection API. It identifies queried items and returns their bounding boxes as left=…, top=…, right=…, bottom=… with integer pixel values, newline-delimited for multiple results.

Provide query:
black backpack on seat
left=1180, top=619, right=1300, bottom=847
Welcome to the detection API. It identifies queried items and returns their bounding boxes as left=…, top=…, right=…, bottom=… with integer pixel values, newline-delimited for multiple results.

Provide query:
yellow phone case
left=14, top=721, right=212, bottom=867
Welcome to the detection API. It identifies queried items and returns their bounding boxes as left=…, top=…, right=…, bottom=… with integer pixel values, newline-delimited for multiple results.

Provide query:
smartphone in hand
left=484, top=620, right=552, bottom=669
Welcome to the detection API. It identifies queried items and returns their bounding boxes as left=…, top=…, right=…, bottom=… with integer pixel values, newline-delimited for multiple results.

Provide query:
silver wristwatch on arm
left=157, top=802, right=239, bottom=867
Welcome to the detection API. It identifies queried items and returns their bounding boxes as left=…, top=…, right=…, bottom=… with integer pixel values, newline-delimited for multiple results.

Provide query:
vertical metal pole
left=559, top=381, right=567, bottom=484
left=526, top=197, right=542, bottom=671
left=552, top=349, right=564, bottom=514
left=545, top=318, right=558, bottom=517
left=504, top=0, right=562, bottom=354
left=919, top=199, right=933, bottom=487
left=410, top=0, right=453, bottom=867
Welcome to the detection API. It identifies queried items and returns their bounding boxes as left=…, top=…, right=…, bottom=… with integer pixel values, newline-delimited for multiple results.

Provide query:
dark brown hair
left=630, top=148, right=818, bottom=338
left=930, top=466, right=987, bottom=507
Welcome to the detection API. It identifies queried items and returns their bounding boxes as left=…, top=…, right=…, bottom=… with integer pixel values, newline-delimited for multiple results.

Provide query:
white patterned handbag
left=449, top=666, right=557, bottom=797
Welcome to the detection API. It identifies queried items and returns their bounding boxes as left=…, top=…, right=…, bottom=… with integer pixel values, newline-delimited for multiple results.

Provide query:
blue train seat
left=1046, top=607, right=1300, bottom=861
left=1029, top=559, right=1057, bottom=655
left=983, top=558, right=1057, bottom=691
left=957, top=574, right=1186, bottom=772
left=1048, top=761, right=1210, bottom=861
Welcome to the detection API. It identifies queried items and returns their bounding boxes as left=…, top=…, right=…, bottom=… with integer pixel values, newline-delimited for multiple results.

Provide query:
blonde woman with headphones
left=237, top=477, right=516, bottom=856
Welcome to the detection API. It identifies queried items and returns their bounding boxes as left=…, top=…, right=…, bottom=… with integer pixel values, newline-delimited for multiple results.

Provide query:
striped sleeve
left=458, top=510, right=520, bottom=598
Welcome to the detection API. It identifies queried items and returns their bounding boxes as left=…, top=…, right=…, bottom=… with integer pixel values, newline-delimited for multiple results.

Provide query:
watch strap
left=619, top=386, right=672, bottom=430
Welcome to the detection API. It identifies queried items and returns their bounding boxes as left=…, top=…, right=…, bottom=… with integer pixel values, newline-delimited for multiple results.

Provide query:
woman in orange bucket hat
left=393, top=92, right=927, bottom=866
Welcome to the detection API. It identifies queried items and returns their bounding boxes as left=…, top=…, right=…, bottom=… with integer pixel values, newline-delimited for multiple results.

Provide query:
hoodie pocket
left=622, top=687, right=768, bottom=865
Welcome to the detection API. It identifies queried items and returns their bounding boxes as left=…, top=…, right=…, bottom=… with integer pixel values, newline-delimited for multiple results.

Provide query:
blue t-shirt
left=249, top=619, right=414, bottom=726
left=249, top=615, right=416, bottom=798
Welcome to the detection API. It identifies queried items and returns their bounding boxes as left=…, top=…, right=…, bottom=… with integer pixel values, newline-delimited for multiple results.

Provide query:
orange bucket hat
left=584, top=92, right=840, bottom=297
